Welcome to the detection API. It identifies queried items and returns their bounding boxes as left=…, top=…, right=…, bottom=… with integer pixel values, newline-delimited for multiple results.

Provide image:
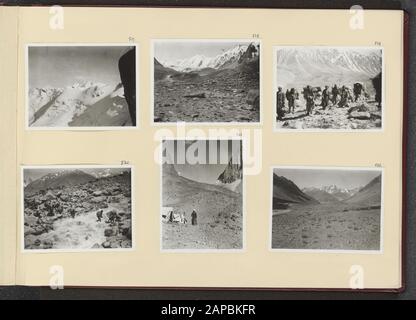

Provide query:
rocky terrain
left=277, top=100, right=382, bottom=130
left=272, top=203, right=380, bottom=250
left=272, top=173, right=382, bottom=250
left=24, top=169, right=132, bottom=250
left=344, top=175, right=382, bottom=207
left=162, top=161, right=243, bottom=250
left=154, top=43, right=260, bottom=123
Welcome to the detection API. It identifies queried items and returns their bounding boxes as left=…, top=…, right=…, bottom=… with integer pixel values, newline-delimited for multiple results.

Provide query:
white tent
left=161, top=207, right=186, bottom=224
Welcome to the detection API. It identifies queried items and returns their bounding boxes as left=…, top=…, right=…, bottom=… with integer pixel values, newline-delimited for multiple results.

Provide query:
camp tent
left=161, top=207, right=186, bottom=223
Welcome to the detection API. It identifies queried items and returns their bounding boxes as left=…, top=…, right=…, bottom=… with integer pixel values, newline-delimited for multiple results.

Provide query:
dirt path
left=35, top=210, right=107, bottom=249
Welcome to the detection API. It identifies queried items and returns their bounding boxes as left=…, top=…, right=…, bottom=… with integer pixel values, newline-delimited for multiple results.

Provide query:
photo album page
left=0, top=6, right=405, bottom=290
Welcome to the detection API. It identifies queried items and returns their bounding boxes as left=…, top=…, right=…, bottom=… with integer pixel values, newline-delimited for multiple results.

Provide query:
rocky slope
left=24, top=170, right=132, bottom=250
left=216, top=154, right=243, bottom=193
left=344, top=174, right=382, bottom=207
left=272, top=174, right=319, bottom=209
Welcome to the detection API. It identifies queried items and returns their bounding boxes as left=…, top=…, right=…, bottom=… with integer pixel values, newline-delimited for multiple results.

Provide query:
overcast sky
left=273, top=168, right=381, bottom=189
left=163, top=139, right=242, bottom=184
left=154, top=41, right=251, bottom=65
left=29, top=46, right=134, bottom=88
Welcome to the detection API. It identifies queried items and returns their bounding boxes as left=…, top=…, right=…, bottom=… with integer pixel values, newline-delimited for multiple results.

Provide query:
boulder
left=237, top=116, right=251, bottom=121
left=98, top=202, right=108, bottom=209
left=121, top=240, right=132, bottom=248
left=348, top=103, right=369, bottom=114
left=104, top=228, right=114, bottom=237
left=24, top=226, right=36, bottom=236
left=32, top=225, right=46, bottom=236
left=370, top=112, right=382, bottom=119
left=91, top=196, right=107, bottom=203
left=106, top=210, right=118, bottom=221
left=108, top=196, right=120, bottom=203
left=92, top=190, right=103, bottom=196
left=42, top=240, right=53, bottom=249
left=110, top=240, right=121, bottom=249
left=102, top=241, right=111, bottom=248
left=121, top=227, right=131, bottom=237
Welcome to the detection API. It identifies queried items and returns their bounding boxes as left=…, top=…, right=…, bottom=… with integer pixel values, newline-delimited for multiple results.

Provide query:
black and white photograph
left=274, top=46, right=383, bottom=130
left=271, top=167, right=382, bottom=251
left=22, top=166, right=133, bottom=251
left=161, top=139, right=244, bottom=250
left=153, top=40, right=260, bottom=123
left=27, top=45, right=137, bottom=129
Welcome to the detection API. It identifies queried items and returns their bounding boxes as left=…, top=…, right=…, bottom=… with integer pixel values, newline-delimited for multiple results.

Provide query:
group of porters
left=276, top=82, right=382, bottom=120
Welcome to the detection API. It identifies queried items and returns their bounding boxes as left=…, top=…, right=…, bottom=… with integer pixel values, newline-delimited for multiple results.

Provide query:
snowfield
left=28, top=81, right=132, bottom=127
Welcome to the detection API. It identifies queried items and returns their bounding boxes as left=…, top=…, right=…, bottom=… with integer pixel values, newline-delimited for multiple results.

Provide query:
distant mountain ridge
left=303, top=185, right=361, bottom=201
left=25, top=169, right=96, bottom=194
left=273, top=172, right=382, bottom=210
left=303, top=188, right=340, bottom=204
left=276, top=48, right=381, bottom=78
left=276, top=48, right=382, bottom=89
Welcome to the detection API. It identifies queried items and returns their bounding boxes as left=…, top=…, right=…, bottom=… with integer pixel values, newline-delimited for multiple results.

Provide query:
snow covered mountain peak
left=28, top=80, right=128, bottom=127
left=276, top=47, right=382, bottom=79
left=161, top=42, right=258, bottom=72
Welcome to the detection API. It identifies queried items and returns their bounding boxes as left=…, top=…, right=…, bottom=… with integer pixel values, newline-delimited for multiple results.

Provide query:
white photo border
left=25, top=43, right=140, bottom=131
left=151, top=38, right=263, bottom=126
left=269, top=165, right=384, bottom=254
left=20, top=164, right=136, bottom=253
left=272, top=45, right=385, bottom=133
left=159, top=136, right=246, bottom=253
